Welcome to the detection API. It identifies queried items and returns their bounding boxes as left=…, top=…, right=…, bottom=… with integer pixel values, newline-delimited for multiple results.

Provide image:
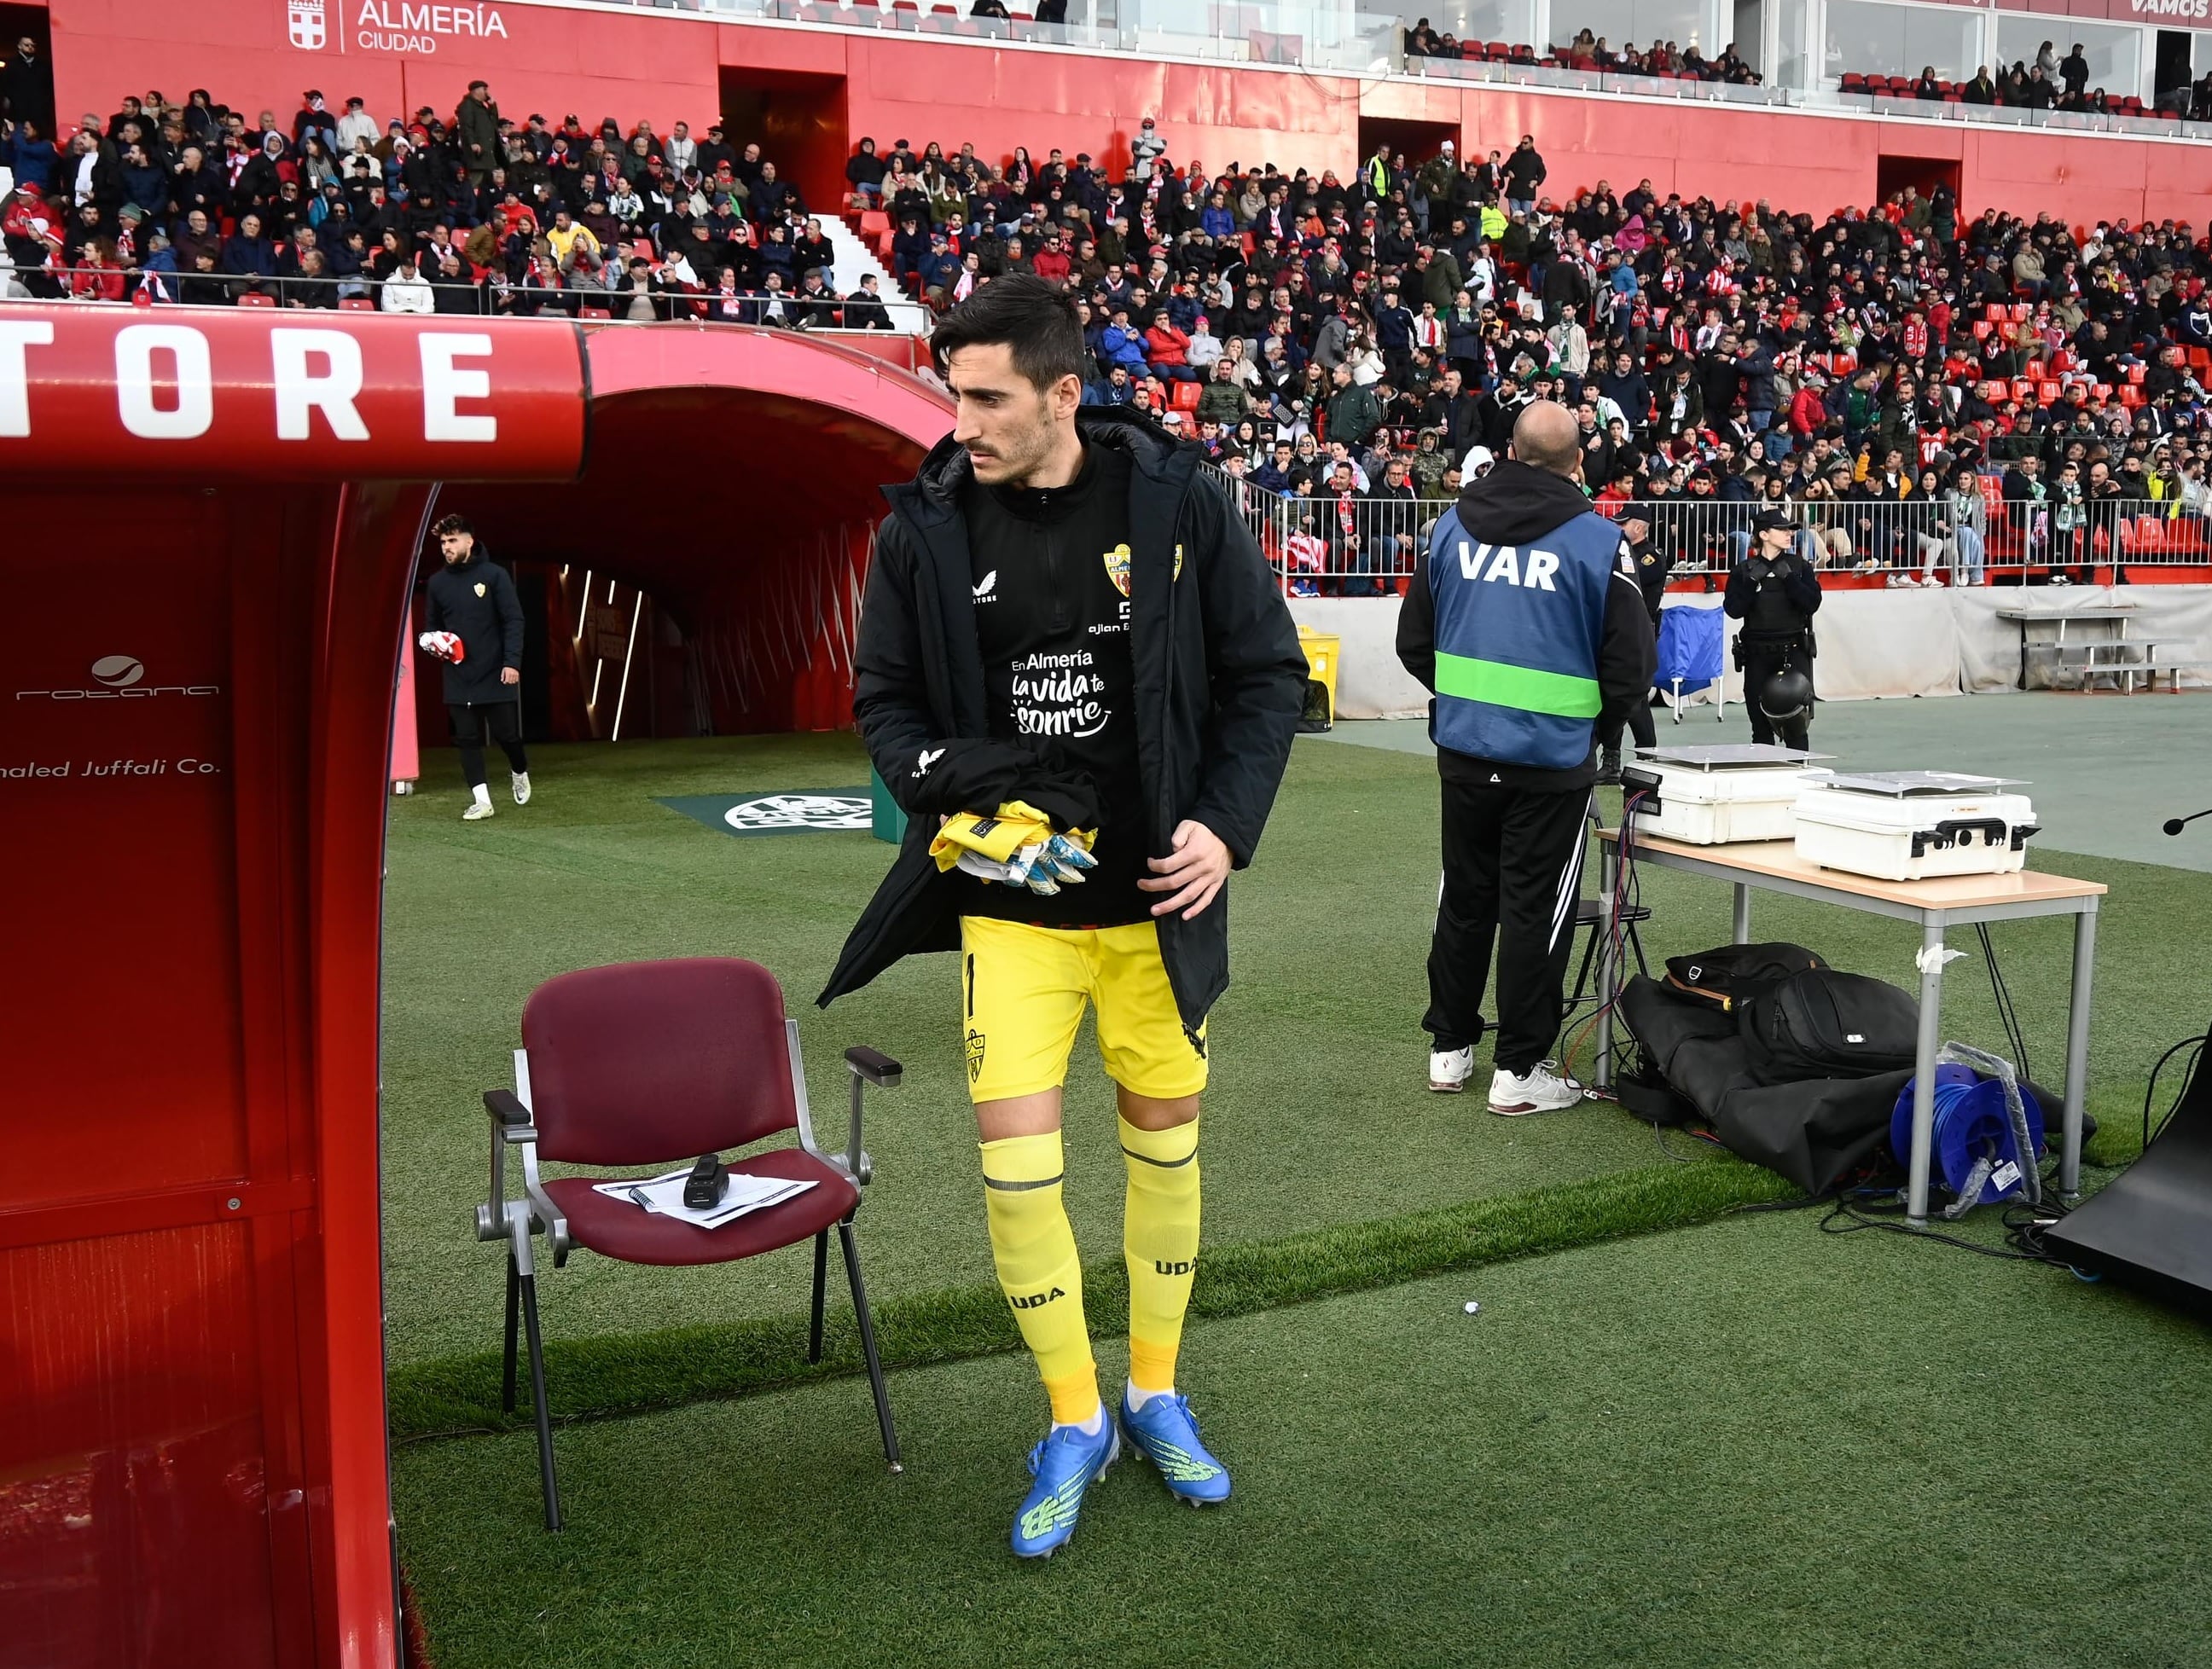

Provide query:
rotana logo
left=16, top=657, right=222, bottom=701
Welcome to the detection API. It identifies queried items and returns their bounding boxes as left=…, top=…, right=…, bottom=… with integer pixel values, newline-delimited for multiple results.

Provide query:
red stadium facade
left=0, top=309, right=942, bottom=1669
left=32, top=0, right=2212, bottom=232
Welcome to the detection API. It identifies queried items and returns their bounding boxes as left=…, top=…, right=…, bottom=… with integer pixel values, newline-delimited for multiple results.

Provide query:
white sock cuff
left=1057, top=1404, right=1106, bottom=1437
left=471, top=783, right=491, bottom=804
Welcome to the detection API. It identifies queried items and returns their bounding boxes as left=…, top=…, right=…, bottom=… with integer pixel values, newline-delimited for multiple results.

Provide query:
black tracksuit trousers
left=1424, top=776, right=1590, bottom=1073
left=448, top=700, right=528, bottom=790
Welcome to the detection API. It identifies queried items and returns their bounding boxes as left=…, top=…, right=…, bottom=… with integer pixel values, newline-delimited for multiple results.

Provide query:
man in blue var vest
left=1396, top=402, right=1657, bottom=1113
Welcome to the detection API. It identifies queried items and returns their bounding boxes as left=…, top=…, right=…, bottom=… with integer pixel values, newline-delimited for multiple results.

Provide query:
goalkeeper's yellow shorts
left=959, top=917, right=1209, bottom=1104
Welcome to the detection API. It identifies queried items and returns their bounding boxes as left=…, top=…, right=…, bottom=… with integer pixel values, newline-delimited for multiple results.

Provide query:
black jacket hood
left=1454, top=459, right=1598, bottom=544
left=897, top=405, right=1187, bottom=515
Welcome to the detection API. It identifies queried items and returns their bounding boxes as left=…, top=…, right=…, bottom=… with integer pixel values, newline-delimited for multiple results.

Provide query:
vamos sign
left=0, top=307, right=586, bottom=482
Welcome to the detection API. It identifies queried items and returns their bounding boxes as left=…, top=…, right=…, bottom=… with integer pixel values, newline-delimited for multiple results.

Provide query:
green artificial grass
left=382, top=727, right=2203, bottom=1422
left=387, top=1154, right=1794, bottom=1439
left=381, top=733, right=1718, bottom=1371
left=395, top=1206, right=2212, bottom=1669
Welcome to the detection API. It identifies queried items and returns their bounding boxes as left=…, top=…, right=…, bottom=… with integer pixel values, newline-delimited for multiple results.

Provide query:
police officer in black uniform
left=422, top=513, right=531, bottom=821
left=1723, top=507, right=1820, bottom=750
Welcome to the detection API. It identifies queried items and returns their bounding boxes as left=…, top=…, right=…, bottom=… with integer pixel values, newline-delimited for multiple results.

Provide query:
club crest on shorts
left=1103, top=542, right=1133, bottom=599
left=965, top=1027, right=987, bottom=1083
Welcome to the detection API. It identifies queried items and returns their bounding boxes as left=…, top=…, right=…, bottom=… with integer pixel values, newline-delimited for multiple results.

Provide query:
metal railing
left=704, top=0, right=1402, bottom=69
left=0, top=264, right=912, bottom=327
left=1208, top=471, right=2212, bottom=591
left=1414, top=54, right=2212, bottom=142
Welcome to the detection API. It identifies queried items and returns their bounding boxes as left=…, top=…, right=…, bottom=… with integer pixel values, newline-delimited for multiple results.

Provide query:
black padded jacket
left=818, top=407, right=1308, bottom=1031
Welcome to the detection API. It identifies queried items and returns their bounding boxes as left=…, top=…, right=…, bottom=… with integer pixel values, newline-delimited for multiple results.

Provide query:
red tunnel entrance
left=0, top=310, right=947, bottom=1669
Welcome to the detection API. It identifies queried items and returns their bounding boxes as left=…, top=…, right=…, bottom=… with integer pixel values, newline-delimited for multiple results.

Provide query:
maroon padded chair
left=476, top=957, right=903, bottom=1530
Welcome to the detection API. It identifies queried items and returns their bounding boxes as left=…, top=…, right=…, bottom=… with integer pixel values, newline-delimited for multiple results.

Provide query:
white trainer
left=462, top=800, right=495, bottom=821
left=1429, top=1046, right=1475, bottom=1093
left=512, top=770, right=532, bottom=806
left=1488, top=1063, right=1584, bottom=1116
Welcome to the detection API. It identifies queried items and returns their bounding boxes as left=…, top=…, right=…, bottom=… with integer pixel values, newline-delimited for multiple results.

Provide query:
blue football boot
left=1011, top=1418, right=1119, bottom=1558
left=1118, top=1392, right=1232, bottom=1505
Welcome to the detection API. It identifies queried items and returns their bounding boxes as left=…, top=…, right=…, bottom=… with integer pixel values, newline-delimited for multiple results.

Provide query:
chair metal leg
left=837, top=1218, right=902, bottom=1474
left=501, top=1252, right=520, bottom=1415
left=808, top=1228, right=829, bottom=1365
left=1567, top=916, right=1602, bottom=1010
left=516, top=1269, right=563, bottom=1531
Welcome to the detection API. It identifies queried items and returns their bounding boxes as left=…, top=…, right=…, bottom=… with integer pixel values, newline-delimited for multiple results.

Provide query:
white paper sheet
left=592, top=1167, right=816, bottom=1231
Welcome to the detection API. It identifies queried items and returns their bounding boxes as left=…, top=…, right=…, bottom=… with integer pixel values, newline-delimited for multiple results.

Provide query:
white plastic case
left=1791, top=774, right=2040, bottom=881
left=1625, top=747, right=1831, bottom=845
left=1630, top=762, right=1828, bottom=843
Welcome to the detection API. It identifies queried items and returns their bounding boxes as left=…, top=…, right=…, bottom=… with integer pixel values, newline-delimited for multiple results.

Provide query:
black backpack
left=1738, top=969, right=1920, bottom=1085
left=1663, top=942, right=1824, bottom=1012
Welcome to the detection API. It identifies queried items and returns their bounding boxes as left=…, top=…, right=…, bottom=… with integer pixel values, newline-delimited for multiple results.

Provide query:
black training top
left=959, top=443, right=1149, bottom=926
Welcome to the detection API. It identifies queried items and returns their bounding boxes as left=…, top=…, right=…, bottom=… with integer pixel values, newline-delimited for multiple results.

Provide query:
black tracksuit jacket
left=818, top=408, right=1309, bottom=1031
left=423, top=547, right=525, bottom=705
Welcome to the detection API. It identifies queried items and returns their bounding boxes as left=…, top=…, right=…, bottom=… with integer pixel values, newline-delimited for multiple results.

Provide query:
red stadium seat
left=339, top=297, right=374, bottom=311
left=2009, top=303, right=2030, bottom=322
left=577, top=305, right=612, bottom=320
left=1172, top=380, right=1202, bottom=412
left=2012, top=379, right=2035, bottom=402
left=1971, top=320, right=1992, bottom=339
left=238, top=292, right=276, bottom=307
left=2128, top=362, right=2147, bottom=385
left=2038, top=381, right=2062, bottom=403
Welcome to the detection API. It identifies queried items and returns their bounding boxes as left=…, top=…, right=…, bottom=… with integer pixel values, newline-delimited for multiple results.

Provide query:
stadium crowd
left=9, top=61, right=2212, bottom=588
left=0, top=71, right=897, bottom=326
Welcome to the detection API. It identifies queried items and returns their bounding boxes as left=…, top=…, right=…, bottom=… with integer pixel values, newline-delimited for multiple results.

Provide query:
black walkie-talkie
left=683, top=1153, right=729, bottom=1210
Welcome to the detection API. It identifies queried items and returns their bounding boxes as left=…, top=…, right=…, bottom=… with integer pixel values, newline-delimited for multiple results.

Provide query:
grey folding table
left=1994, top=601, right=2137, bottom=690
left=1593, top=830, right=2105, bottom=1225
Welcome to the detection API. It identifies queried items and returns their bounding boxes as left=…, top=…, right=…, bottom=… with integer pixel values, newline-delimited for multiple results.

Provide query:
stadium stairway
left=821, top=217, right=932, bottom=333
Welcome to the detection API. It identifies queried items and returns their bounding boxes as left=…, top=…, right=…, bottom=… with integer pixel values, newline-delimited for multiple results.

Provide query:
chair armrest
left=845, top=1046, right=903, bottom=1087
left=476, top=1087, right=570, bottom=1266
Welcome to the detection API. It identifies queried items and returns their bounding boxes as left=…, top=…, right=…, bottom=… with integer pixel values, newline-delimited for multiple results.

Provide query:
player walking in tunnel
left=421, top=513, right=531, bottom=821
left=820, top=275, right=1308, bottom=1557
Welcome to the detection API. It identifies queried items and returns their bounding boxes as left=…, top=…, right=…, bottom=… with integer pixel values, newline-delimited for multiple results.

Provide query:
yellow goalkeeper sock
left=1119, top=1116, right=1201, bottom=1396
left=980, top=1131, right=1098, bottom=1426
